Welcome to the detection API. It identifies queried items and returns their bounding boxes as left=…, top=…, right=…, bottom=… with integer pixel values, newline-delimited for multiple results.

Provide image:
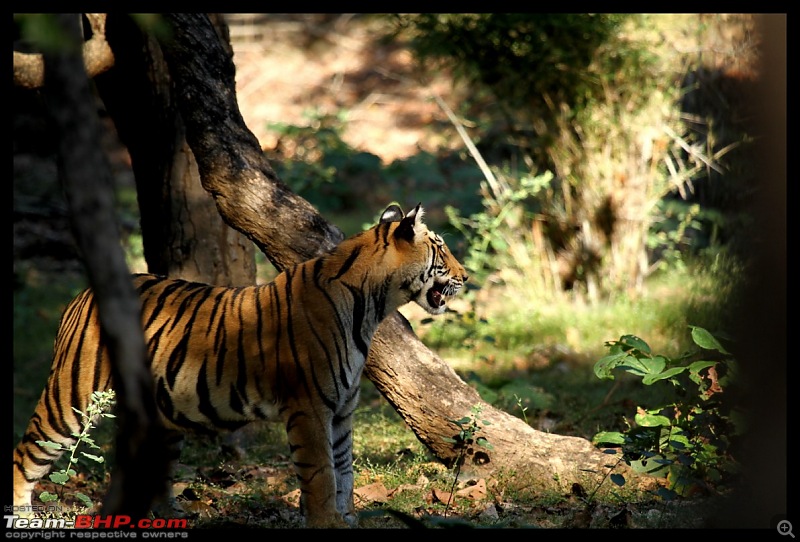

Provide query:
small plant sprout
left=36, top=389, right=116, bottom=509
left=442, top=404, right=494, bottom=517
left=514, top=393, right=529, bottom=425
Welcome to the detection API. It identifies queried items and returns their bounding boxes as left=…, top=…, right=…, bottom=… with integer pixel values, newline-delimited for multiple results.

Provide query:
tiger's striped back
left=13, top=203, right=467, bottom=528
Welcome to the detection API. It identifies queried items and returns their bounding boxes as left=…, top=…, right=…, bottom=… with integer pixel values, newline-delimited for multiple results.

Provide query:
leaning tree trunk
left=155, top=13, right=646, bottom=494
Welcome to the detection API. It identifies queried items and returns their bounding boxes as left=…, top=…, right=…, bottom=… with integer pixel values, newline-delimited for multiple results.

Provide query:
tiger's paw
left=305, top=512, right=356, bottom=529
left=343, top=512, right=359, bottom=528
left=150, top=496, right=189, bottom=520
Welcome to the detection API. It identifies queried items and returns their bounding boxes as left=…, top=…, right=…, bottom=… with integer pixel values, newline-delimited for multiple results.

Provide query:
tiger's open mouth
left=427, top=281, right=448, bottom=308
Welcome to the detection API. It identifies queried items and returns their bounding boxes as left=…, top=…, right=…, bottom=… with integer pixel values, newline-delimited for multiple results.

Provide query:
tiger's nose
left=462, top=272, right=469, bottom=283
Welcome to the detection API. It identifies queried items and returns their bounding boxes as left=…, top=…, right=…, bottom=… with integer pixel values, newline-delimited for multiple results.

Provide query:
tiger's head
left=379, top=203, right=468, bottom=315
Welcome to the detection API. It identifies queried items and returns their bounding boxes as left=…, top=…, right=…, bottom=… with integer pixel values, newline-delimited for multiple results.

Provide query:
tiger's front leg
left=284, top=407, right=349, bottom=528
left=332, top=394, right=359, bottom=527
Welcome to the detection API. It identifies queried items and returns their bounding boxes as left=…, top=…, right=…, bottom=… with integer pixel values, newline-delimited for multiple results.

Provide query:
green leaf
left=668, top=433, right=691, bottom=449
left=80, top=452, right=105, bottom=463
left=642, top=366, right=687, bottom=385
left=476, top=437, right=494, bottom=450
left=593, top=431, right=627, bottom=445
left=690, top=326, right=729, bottom=354
left=617, top=357, right=651, bottom=377
left=75, top=492, right=94, bottom=508
left=656, top=487, right=677, bottom=500
left=593, top=352, right=630, bottom=380
left=610, top=473, right=626, bottom=487
left=687, top=360, right=717, bottom=386
left=688, top=360, right=715, bottom=374
left=49, top=471, right=70, bottom=485
left=629, top=457, right=670, bottom=476
left=39, top=491, right=59, bottom=503
left=619, top=334, right=651, bottom=354
left=36, top=440, right=64, bottom=450
left=635, top=412, right=671, bottom=427
left=648, top=355, right=666, bottom=374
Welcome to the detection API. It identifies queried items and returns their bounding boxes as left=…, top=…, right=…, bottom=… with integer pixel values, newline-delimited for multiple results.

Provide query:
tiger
left=12, top=203, right=467, bottom=528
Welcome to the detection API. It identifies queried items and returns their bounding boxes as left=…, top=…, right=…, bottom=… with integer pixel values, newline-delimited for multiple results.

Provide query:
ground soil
left=226, top=14, right=460, bottom=164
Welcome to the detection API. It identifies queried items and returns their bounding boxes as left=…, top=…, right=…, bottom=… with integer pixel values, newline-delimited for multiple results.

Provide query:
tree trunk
left=95, top=14, right=256, bottom=286
left=155, top=13, right=643, bottom=494
left=40, top=13, right=169, bottom=520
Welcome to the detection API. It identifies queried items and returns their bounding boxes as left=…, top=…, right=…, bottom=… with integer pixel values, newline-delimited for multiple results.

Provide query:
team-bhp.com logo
left=5, top=513, right=188, bottom=531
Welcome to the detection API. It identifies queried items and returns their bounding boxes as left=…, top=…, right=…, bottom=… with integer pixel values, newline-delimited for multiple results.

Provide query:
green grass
left=419, top=251, right=744, bottom=366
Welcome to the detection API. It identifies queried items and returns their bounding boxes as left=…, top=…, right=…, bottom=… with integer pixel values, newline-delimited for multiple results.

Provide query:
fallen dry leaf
left=281, top=488, right=301, bottom=506
left=180, top=500, right=218, bottom=519
left=354, top=481, right=390, bottom=504
left=429, top=487, right=453, bottom=505
left=226, top=480, right=253, bottom=495
left=455, top=478, right=487, bottom=501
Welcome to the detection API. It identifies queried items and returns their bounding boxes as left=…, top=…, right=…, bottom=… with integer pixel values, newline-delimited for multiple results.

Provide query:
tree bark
left=155, top=13, right=642, bottom=493
left=15, top=14, right=114, bottom=89
left=155, top=15, right=344, bottom=274
left=40, top=13, right=169, bottom=520
left=95, top=14, right=256, bottom=286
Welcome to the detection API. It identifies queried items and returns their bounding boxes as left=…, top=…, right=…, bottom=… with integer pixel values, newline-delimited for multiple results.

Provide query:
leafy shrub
left=267, top=110, right=368, bottom=214
left=390, top=14, right=631, bottom=120
left=592, top=327, right=743, bottom=499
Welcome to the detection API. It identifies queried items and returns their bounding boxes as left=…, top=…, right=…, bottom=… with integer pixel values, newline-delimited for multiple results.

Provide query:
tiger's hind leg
left=150, top=430, right=189, bottom=519
left=12, top=409, right=85, bottom=516
left=13, top=286, right=113, bottom=516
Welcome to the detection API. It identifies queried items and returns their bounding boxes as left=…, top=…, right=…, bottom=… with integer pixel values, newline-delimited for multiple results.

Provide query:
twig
left=431, top=93, right=507, bottom=198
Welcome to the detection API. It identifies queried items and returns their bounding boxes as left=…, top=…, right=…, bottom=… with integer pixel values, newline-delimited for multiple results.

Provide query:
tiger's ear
left=380, top=204, right=405, bottom=224
left=394, top=203, right=424, bottom=242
